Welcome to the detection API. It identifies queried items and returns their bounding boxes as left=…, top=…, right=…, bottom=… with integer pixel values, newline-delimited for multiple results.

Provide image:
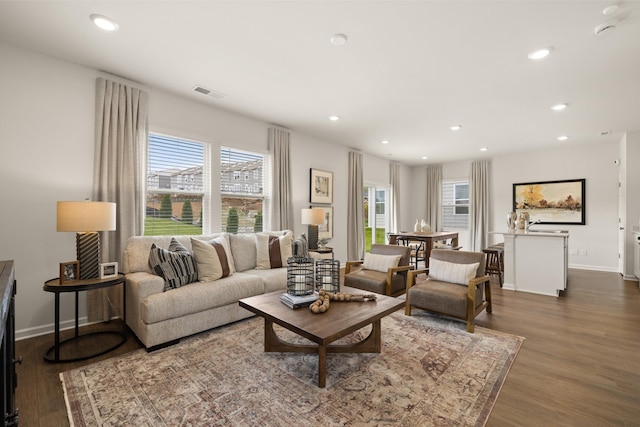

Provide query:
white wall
left=409, top=142, right=620, bottom=272
left=0, top=42, right=411, bottom=338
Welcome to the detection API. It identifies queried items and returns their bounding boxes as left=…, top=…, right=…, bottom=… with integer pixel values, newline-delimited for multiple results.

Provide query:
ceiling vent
left=192, top=85, right=228, bottom=100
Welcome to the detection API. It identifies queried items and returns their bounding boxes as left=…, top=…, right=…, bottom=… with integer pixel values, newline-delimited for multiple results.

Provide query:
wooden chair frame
left=405, top=268, right=492, bottom=333
left=345, top=261, right=414, bottom=297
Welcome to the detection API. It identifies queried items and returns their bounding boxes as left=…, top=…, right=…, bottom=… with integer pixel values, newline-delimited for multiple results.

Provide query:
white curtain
left=348, top=151, right=365, bottom=260
left=469, top=160, right=490, bottom=251
left=425, top=165, right=442, bottom=232
left=91, top=77, right=149, bottom=321
left=389, top=162, right=401, bottom=233
left=268, top=127, right=293, bottom=231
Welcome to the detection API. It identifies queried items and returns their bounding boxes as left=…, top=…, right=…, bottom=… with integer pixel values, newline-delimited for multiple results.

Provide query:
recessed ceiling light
left=90, top=14, right=119, bottom=32
left=381, top=140, right=390, bottom=144
left=421, top=156, right=428, bottom=160
left=551, top=103, right=568, bottom=111
left=450, top=125, right=461, bottom=131
left=595, top=21, right=617, bottom=36
left=328, top=115, right=340, bottom=122
left=528, top=47, right=552, bottom=60
left=603, top=5, right=619, bottom=15
left=479, top=147, right=488, bottom=152
left=330, top=34, right=348, bottom=46
left=557, top=135, right=569, bottom=141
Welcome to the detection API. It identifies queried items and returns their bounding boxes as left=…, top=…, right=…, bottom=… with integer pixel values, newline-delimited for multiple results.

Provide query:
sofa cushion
left=428, top=257, right=479, bottom=285
left=362, top=253, right=401, bottom=273
left=191, top=236, right=235, bottom=282
left=148, top=242, right=198, bottom=291
left=256, top=232, right=293, bottom=269
left=140, top=273, right=264, bottom=324
left=242, top=268, right=288, bottom=293
left=229, top=233, right=258, bottom=272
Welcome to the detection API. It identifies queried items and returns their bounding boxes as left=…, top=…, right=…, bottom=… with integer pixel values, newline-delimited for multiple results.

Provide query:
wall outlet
left=569, top=249, right=578, bottom=255
left=579, top=249, right=588, bottom=256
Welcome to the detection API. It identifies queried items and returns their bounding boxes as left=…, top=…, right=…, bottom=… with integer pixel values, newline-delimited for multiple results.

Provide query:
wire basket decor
left=286, top=256, right=315, bottom=296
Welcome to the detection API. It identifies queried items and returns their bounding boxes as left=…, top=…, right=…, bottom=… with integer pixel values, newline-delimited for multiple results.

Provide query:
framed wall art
left=512, top=178, right=585, bottom=225
left=313, top=205, right=334, bottom=239
left=310, top=168, right=333, bottom=204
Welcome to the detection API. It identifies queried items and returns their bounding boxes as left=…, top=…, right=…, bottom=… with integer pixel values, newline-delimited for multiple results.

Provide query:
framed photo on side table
left=100, top=262, right=118, bottom=279
left=60, top=261, right=79, bottom=284
left=310, top=168, right=333, bottom=204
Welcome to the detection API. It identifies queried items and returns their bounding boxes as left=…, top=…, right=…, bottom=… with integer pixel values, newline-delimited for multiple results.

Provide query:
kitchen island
left=492, top=229, right=569, bottom=297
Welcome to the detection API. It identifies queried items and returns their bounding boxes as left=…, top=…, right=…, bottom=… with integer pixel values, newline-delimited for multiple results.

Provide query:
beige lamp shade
left=57, top=201, right=116, bottom=232
left=301, top=208, right=325, bottom=225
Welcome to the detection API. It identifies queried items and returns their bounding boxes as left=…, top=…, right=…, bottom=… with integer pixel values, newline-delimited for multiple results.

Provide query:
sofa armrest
left=126, top=272, right=165, bottom=300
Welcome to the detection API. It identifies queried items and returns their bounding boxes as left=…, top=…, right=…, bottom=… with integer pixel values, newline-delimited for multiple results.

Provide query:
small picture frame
left=60, top=261, right=79, bottom=284
left=100, top=262, right=118, bottom=279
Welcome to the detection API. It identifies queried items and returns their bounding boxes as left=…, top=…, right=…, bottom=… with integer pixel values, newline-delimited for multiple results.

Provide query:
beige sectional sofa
left=123, top=231, right=293, bottom=349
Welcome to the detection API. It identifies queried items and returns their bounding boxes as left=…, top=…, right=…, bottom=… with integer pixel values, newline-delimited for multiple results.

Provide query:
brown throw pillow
left=191, top=236, right=235, bottom=282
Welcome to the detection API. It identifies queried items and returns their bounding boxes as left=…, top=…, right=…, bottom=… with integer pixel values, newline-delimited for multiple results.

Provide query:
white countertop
left=491, top=229, right=569, bottom=237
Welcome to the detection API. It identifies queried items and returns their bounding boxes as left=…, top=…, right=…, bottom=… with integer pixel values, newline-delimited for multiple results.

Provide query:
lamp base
left=77, top=232, right=101, bottom=280
left=308, top=225, right=319, bottom=250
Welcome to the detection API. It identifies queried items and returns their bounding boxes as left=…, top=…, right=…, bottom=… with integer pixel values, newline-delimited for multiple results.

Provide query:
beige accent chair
left=344, top=244, right=413, bottom=297
left=405, top=249, right=491, bottom=333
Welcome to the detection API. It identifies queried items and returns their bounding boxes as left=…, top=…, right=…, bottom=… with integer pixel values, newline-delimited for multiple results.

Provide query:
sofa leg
left=146, top=339, right=180, bottom=352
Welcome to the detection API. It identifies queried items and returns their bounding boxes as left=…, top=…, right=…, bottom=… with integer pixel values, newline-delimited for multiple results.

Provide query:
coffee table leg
left=318, top=345, right=327, bottom=388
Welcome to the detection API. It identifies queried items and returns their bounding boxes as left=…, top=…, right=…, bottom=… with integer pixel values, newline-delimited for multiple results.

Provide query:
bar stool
left=482, top=245, right=504, bottom=287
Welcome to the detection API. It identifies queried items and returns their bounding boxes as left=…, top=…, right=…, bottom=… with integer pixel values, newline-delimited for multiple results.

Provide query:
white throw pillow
left=191, top=236, right=235, bottom=282
left=255, top=231, right=293, bottom=269
left=362, top=253, right=401, bottom=273
left=428, top=258, right=479, bottom=285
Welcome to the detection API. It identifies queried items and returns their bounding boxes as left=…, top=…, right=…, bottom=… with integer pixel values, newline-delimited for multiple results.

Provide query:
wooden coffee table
left=239, top=287, right=404, bottom=387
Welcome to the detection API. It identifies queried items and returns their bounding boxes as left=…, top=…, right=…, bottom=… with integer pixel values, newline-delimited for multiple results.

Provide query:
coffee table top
left=239, top=287, right=404, bottom=345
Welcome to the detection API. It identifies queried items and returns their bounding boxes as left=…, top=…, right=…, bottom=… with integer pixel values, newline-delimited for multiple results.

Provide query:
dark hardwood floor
left=14, top=269, right=640, bottom=426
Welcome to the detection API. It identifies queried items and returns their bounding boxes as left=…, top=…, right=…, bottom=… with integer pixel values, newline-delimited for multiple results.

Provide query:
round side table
left=43, top=273, right=127, bottom=363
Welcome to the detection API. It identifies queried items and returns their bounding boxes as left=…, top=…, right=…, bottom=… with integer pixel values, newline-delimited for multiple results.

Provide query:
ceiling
left=1, top=1, right=639, bottom=166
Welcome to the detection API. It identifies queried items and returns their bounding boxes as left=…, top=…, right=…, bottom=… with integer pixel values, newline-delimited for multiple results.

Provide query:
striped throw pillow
left=148, top=239, right=198, bottom=291
left=191, top=236, right=235, bottom=282
left=428, top=258, right=479, bottom=285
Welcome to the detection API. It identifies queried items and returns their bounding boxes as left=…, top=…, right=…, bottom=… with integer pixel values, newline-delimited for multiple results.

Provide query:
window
left=364, top=185, right=389, bottom=251
left=145, top=133, right=207, bottom=236
left=220, top=146, right=265, bottom=233
left=442, top=179, right=469, bottom=230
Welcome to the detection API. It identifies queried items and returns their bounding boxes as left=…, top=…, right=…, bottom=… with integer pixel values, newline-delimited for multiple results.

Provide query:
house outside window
left=364, top=185, right=389, bottom=252
left=220, top=146, right=265, bottom=233
left=145, top=133, right=207, bottom=236
left=442, top=179, right=469, bottom=230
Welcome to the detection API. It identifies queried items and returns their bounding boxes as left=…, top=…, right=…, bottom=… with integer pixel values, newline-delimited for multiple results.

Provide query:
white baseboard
left=568, top=264, right=619, bottom=273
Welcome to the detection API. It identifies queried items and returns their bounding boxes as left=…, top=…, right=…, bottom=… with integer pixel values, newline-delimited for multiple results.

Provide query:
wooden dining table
left=387, top=231, right=460, bottom=268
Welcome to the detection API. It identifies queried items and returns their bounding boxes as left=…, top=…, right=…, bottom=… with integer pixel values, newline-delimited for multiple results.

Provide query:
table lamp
left=301, top=208, right=325, bottom=250
left=57, top=201, right=116, bottom=280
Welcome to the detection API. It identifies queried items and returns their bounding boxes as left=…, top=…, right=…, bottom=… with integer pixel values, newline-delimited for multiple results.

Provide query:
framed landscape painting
left=310, top=168, right=333, bottom=204
left=512, top=178, right=585, bottom=225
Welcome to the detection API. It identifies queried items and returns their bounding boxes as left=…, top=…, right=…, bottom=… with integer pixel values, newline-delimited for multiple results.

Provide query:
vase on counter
left=507, top=212, right=517, bottom=230
left=517, top=211, right=529, bottom=229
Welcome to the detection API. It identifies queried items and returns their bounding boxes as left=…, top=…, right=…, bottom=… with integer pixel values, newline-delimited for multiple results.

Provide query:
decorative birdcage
left=315, top=258, right=340, bottom=293
left=286, top=256, right=315, bottom=296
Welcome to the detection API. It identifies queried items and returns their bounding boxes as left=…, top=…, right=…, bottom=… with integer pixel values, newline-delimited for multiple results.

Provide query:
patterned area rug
left=61, top=311, right=523, bottom=426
